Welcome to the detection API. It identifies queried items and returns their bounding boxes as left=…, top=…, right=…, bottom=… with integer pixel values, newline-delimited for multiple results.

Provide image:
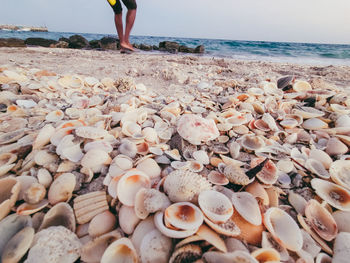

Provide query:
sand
left=1, top=47, right=349, bottom=96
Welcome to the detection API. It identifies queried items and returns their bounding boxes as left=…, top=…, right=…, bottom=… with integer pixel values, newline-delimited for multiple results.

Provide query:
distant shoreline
left=0, top=24, right=48, bottom=32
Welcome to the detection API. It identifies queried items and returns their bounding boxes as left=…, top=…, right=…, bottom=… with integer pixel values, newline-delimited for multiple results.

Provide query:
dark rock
left=59, top=37, right=70, bottom=43
left=89, top=40, right=101, bottom=49
left=159, top=41, right=180, bottom=53
left=100, top=36, right=118, bottom=50
left=0, top=38, right=26, bottom=47
left=152, top=45, right=159, bottom=50
left=179, top=45, right=195, bottom=53
left=51, top=41, right=69, bottom=48
left=139, top=44, right=152, bottom=51
left=68, top=34, right=89, bottom=49
left=133, top=43, right=140, bottom=49
left=194, top=45, right=205, bottom=54
left=24, top=38, right=57, bottom=47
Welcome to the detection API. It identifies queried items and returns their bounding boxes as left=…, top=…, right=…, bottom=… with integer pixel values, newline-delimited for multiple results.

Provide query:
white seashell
left=309, top=148, right=333, bottom=169
left=75, top=126, right=108, bottom=139
left=326, top=137, right=348, bottom=156
left=117, top=169, right=151, bottom=206
left=316, top=253, right=332, bottom=263
left=142, top=127, right=158, bottom=143
left=331, top=103, right=350, bottom=114
left=333, top=232, right=350, bottom=263
left=84, top=140, right=113, bottom=153
left=332, top=210, right=350, bottom=232
left=81, top=149, right=111, bottom=173
left=293, top=107, right=325, bottom=119
left=136, top=157, right=161, bottom=179
left=330, top=160, right=350, bottom=190
left=50, top=127, right=75, bottom=146
left=122, top=121, right=141, bottom=137
left=108, top=155, right=133, bottom=178
left=119, top=139, right=138, bottom=158
left=263, top=207, right=303, bottom=251
left=288, top=191, right=307, bottom=215
left=45, top=110, right=64, bottom=122
left=261, top=231, right=289, bottom=261
left=203, top=250, right=258, bottom=263
left=164, top=202, right=203, bottom=230
left=88, top=211, right=116, bottom=238
left=293, top=80, right=312, bottom=92
left=192, top=150, right=209, bottom=165
left=0, top=177, right=21, bottom=221
left=24, top=182, right=46, bottom=204
left=302, top=118, right=328, bottom=130
left=305, top=158, right=330, bottom=179
left=48, top=173, right=76, bottom=205
left=34, top=150, right=57, bottom=166
left=237, top=134, right=265, bottom=151
left=231, top=192, right=262, bottom=226
left=177, top=114, right=219, bottom=145
left=262, top=113, right=279, bottom=131
left=37, top=168, right=52, bottom=188
left=101, top=238, right=138, bottom=263
left=139, top=229, right=172, bottom=263
left=119, top=205, right=140, bottom=235
left=39, top=202, right=76, bottom=232
left=336, top=115, right=350, bottom=128
left=0, top=153, right=17, bottom=176
left=33, top=124, right=55, bottom=149
left=154, top=211, right=198, bottom=239
left=17, top=199, right=49, bottom=216
left=198, top=190, right=233, bottom=223
left=131, top=216, right=156, bottom=254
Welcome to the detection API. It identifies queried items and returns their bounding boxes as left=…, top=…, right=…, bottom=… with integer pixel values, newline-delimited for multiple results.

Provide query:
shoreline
left=0, top=46, right=349, bottom=96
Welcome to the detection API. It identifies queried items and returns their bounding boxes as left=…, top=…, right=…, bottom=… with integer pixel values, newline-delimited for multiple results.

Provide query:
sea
left=1, top=30, right=350, bottom=66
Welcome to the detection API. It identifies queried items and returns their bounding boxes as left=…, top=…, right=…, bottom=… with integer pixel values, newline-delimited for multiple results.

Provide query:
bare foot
left=120, top=42, right=134, bottom=51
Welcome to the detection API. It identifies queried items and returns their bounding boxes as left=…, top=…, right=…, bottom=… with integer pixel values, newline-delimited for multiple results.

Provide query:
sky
left=1, top=0, right=349, bottom=44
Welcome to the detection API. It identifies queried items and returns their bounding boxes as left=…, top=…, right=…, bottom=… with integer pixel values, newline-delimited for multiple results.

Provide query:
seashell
left=122, top=121, right=142, bottom=137
left=196, top=224, right=227, bottom=252
left=305, top=158, right=330, bottom=179
left=336, top=114, right=350, bottom=128
left=332, top=210, right=350, bottom=232
left=119, top=205, right=141, bottom=235
left=154, top=211, right=198, bottom=239
left=231, top=192, right=262, bottom=226
left=81, top=230, right=123, bottom=263
left=309, top=148, right=333, bottom=169
left=131, top=215, right=156, bottom=254
left=0, top=177, right=21, bottom=220
left=316, top=253, right=332, bottom=263
left=263, top=207, right=303, bottom=251
left=39, top=202, right=76, bottom=232
left=261, top=231, right=289, bottom=261
left=164, top=202, right=203, bottom=231
left=0, top=153, right=17, bottom=176
left=177, top=114, right=219, bottom=145
left=251, top=247, right=280, bottom=262
left=252, top=158, right=278, bottom=185
left=119, top=139, right=138, bottom=159
left=198, top=190, right=233, bottom=223
left=188, top=160, right=203, bottom=172
left=23, top=182, right=46, bottom=204
left=331, top=103, right=350, bottom=114
left=277, top=75, right=293, bottom=90
left=50, top=127, right=75, bottom=146
left=100, top=237, right=138, bottom=263
left=300, top=229, right=322, bottom=259
left=326, top=137, right=348, bottom=156
left=288, top=191, right=307, bottom=215
left=293, top=107, right=325, bottom=119
left=17, top=199, right=49, bottom=216
left=311, top=178, right=350, bottom=211
left=165, top=149, right=181, bottom=161
left=84, top=140, right=113, bottom=153
left=329, top=160, right=350, bottom=191
left=109, top=154, right=133, bottom=178
left=142, top=127, right=158, bottom=143
left=192, top=150, right=209, bottom=165
left=117, top=169, right=151, bottom=206
left=45, top=110, right=64, bottom=122
left=1, top=226, right=34, bottom=263
left=134, top=188, right=170, bottom=219
left=163, top=170, right=211, bottom=202
left=302, top=118, right=328, bottom=130
left=205, top=251, right=258, bottom=263
left=34, top=150, right=57, bottom=166
left=254, top=119, right=271, bottom=131
left=37, top=168, right=52, bottom=188
left=223, top=164, right=253, bottom=186
left=48, top=173, right=76, bottom=205
left=207, top=171, right=229, bottom=185
left=0, top=129, right=26, bottom=145
left=136, top=157, right=161, bottom=179
left=81, top=149, right=111, bottom=173
left=25, top=226, right=81, bottom=263
left=75, top=126, right=108, bottom=139
left=280, top=118, right=299, bottom=129
left=169, top=244, right=201, bottom=263
left=73, top=191, right=109, bottom=224
left=305, top=199, right=338, bottom=241
left=245, top=181, right=269, bottom=206
left=293, top=80, right=312, bottom=92
left=333, top=232, right=350, bottom=263
left=237, top=134, right=265, bottom=152
left=139, top=229, right=172, bottom=263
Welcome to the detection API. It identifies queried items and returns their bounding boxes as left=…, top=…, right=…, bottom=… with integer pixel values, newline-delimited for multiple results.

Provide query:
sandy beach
left=2, top=46, right=350, bottom=262
left=1, top=47, right=350, bottom=95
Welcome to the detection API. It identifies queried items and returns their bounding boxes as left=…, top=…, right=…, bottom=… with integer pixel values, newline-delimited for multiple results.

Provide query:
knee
left=126, top=1, right=137, bottom=10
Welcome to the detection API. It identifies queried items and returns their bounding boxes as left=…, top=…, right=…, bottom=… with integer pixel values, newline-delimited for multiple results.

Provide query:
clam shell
left=196, top=224, right=227, bottom=252
left=309, top=148, right=333, bottom=169
left=75, top=126, right=108, bottom=139
left=139, top=229, right=172, bottom=263
left=293, top=80, right=312, bottom=92
left=254, top=158, right=278, bottom=185
left=37, top=168, right=52, bottom=188
left=0, top=177, right=21, bottom=220
left=88, top=211, right=116, bottom=238
left=237, top=134, right=265, bottom=151
left=316, top=253, right=332, bottom=263
left=0, top=153, right=17, bottom=176
left=245, top=181, right=269, bottom=206
left=305, top=199, right=338, bottom=241
left=17, top=199, right=49, bottom=215
left=231, top=192, right=262, bottom=226
left=46, top=110, right=64, bottom=122
left=1, top=227, right=34, bottom=263
left=136, top=157, right=161, bottom=179
left=261, top=231, right=289, bottom=261
left=330, top=160, right=350, bottom=189
left=100, top=237, right=138, bottom=263
left=251, top=248, right=280, bottom=262
left=301, top=229, right=321, bottom=258
left=39, top=202, right=76, bottom=232
left=164, top=202, right=203, bottom=230
left=288, top=191, right=307, bottom=215
left=48, top=173, right=76, bottom=205
left=302, top=118, right=328, bottom=130
left=131, top=215, right=156, bottom=254
left=305, top=158, right=330, bottom=179
left=207, top=171, right=229, bottom=185
left=203, top=214, right=241, bottom=237
left=333, top=232, right=350, bottom=262
left=119, top=139, right=138, bottom=159
left=332, top=210, right=350, bottom=232
left=263, top=207, right=303, bottom=251
left=73, top=191, right=109, bottom=224
left=326, top=137, right=348, bottom=156
left=81, top=230, right=123, bottom=263
left=24, top=182, right=46, bottom=204
left=119, top=205, right=141, bottom=235
left=117, top=169, right=151, bottom=206
left=311, top=178, right=350, bottom=211
left=223, top=164, right=253, bottom=186
left=231, top=211, right=263, bottom=245
left=81, top=149, right=111, bottom=173
left=198, top=190, right=233, bottom=223
left=292, top=107, right=325, bottom=119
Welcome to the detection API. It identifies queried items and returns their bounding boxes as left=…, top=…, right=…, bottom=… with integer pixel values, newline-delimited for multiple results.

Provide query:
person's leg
left=121, top=0, right=137, bottom=51
left=114, top=13, right=124, bottom=47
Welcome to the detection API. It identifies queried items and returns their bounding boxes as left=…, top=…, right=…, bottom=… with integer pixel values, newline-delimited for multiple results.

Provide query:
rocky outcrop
left=51, top=41, right=69, bottom=48
left=24, top=38, right=57, bottom=47
left=68, top=35, right=89, bottom=49
left=100, top=37, right=118, bottom=50
left=195, top=45, right=205, bottom=54
left=89, top=40, right=101, bottom=49
left=159, top=41, right=180, bottom=53
left=0, top=38, right=26, bottom=47
left=139, top=44, right=152, bottom=51
left=179, top=45, right=195, bottom=53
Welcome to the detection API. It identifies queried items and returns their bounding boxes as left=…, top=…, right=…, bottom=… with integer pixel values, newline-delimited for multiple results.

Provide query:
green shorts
left=107, top=0, right=137, bottom=14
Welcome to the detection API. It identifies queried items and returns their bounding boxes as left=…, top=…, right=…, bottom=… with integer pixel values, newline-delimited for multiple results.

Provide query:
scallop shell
left=39, top=202, right=76, bottom=232
left=164, top=202, right=203, bottom=230
left=311, top=178, right=350, bottom=211
left=305, top=199, right=338, bottom=241
left=48, top=173, right=76, bottom=205
left=176, top=114, right=220, bottom=145
left=198, top=190, right=233, bottom=223
left=163, top=170, right=211, bottom=202
left=73, top=191, right=109, bottom=224
left=231, top=192, right=262, bottom=226
left=117, top=169, right=151, bottom=206
left=0, top=177, right=21, bottom=220
left=169, top=244, right=201, bottom=263
left=263, top=207, right=303, bottom=252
